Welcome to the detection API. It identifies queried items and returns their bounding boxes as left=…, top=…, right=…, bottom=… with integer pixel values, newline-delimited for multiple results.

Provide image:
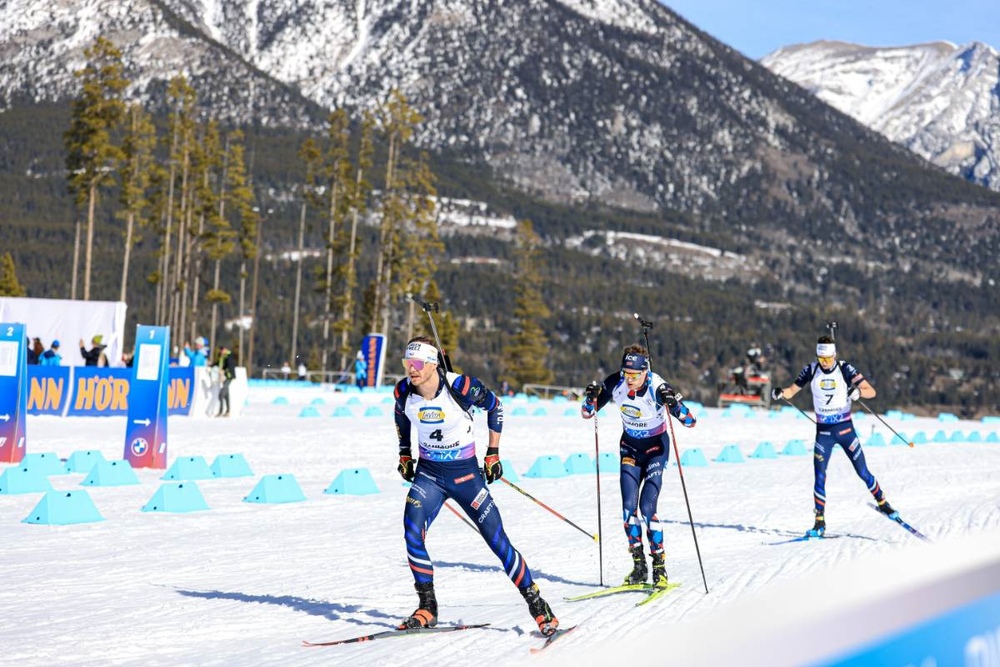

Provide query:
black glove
left=770, top=387, right=783, bottom=401
left=656, top=385, right=679, bottom=410
left=483, top=447, right=502, bottom=484
left=398, top=453, right=415, bottom=482
left=585, top=381, right=601, bottom=401
left=847, top=385, right=861, bottom=401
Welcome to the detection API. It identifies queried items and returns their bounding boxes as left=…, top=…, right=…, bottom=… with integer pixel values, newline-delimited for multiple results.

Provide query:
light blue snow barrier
left=80, top=459, right=140, bottom=487
left=685, top=401, right=705, bottom=413
left=381, top=396, right=395, bottom=404
left=324, top=468, right=380, bottom=496
left=982, top=416, right=1000, bottom=424
left=966, top=431, right=983, bottom=442
left=310, top=397, right=326, bottom=405
left=865, top=433, right=887, bottom=448
left=948, top=431, right=966, bottom=443
left=500, top=459, right=520, bottom=482
left=523, top=455, right=568, bottom=478
left=780, top=440, right=809, bottom=456
left=0, top=466, right=54, bottom=494
left=886, top=409, right=904, bottom=420
left=890, top=432, right=910, bottom=446
left=780, top=406, right=800, bottom=416
left=21, top=452, right=68, bottom=476
left=527, top=395, right=540, bottom=403
left=243, top=474, right=307, bottom=504
left=363, top=406, right=384, bottom=417
left=346, top=396, right=362, bottom=406
left=911, top=431, right=928, bottom=445
left=563, top=407, right=578, bottom=417
left=931, top=430, right=949, bottom=443
left=721, top=405, right=752, bottom=418
left=563, top=453, right=596, bottom=474
left=937, top=412, right=959, bottom=422
left=65, top=450, right=107, bottom=474
left=901, top=413, right=917, bottom=421
left=23, top=490, right=103, bottom=525
left=596, top=451, right=619, bottom=472
left=272, top=396, right=289, bottom=405
left=532, top=407, right=548, bottom=416
left=749, top=442, right=777, bottom=459
left=715, top=445, right=745, bottom=463
left=331, top=406, right=353, bottom=417
left=298, top=406, right=321, bottom=418
left=552, top=395, right=568, bottom=404
left=211, top=454, right=254, bottom=478
left=679, top=448, right=709, bottom=467
left=161, top=456, right=215, bottom=481
left=514, top=392, right=529, bottom=401
left=986, top=432, right=1000, bottom=443
left=142, top=482, right=210, bottom=513
left=510, top=406, right=529, bottom=416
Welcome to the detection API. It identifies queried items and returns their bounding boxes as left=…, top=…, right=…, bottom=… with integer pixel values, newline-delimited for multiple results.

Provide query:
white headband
left=816, top=343, right=836, bottom=357
left=405, top=341, right=439, bottom=365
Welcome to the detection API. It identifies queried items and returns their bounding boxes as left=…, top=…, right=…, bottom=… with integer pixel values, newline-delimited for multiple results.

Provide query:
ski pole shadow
left=659, top=518, right=878, bottom=542
left=174, top=588, right=399, bottom=628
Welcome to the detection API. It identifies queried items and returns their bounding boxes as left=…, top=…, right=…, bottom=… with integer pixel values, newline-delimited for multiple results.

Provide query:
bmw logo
left=130, top=437, right=149, bottom=456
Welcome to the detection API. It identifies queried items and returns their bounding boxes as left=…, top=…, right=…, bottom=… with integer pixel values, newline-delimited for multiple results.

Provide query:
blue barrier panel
left=911, top=431, right=928, bottom=445
left=563, top=407, right=578, bottom=417
left=865, top=433, right=887, bottom=447
left=564, top=453, right=596, bottom=474
left=272, top=396, right=289, bottom=405
left=80, top=459, right=140, bottom=487
left=987, top=432, right=999, bottom=443
left=749, top=442, right=777, bottom=459
left=679, top=448, right=709, bottom=467
left=0, top=466, right=54, bottom=494
left=715, top=445, right=746, bottom=463
left=500, top=459, right=520, bottom=482
left=142, top=482, right=210, bottom=513
left=161, top=456, right=215, bottom=481
left=331, top=406, right=353, bottom=417
left=243, top=474, right=307, bottom=504
left=510, top=406, right=529, bottom=416
left=346, top=396, right=362, bottom=405
left=23, top=490, right=103, bottom=525
left=21, top=452, right=68, bottom=476
left=363, top=406, right=384, bottom=417
left=210, top=454, right=254, bottom=478
left=310, top=397, right=326, bottom=405
left=552, top=395, right=568, bottom=404
left=298, top=406, right=321, bottom=418
left=324, top=468, right=380, bottom=496
left=66, top=450, right=107, bottom=474
left=948, top=431, right=966, bottom=443
left=596, top=451, right=619, bottom=472
left=532, top=407, right=548, bottom=416
left=524, top=455, right=568, bottom=478
left=931, top=430, right=949, bottom=443
left=937, top=412, right=959, bottom=422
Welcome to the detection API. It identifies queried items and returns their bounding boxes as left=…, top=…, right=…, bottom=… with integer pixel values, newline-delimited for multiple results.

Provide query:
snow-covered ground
left=2, top=383, right=999, bottom=666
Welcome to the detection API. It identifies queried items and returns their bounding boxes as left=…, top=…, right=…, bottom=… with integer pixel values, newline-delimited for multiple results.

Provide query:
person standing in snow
left=581, top=344, right=696, bottom=588
left=354, top=350, right=367, bottom=390
left=393, top=336, right=559, bottom=636
left=771, top=335, right=897, bottom=537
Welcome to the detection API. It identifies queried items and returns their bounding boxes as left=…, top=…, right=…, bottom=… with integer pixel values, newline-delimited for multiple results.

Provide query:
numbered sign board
left=0, top=323, right=27, bottom=463
left=123, top=325, right=169, bottom=469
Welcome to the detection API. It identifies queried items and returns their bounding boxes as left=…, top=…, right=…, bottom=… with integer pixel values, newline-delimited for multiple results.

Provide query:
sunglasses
left=622, top=370, right=644, bottom=380
left=817, top=356, right=835, bottom=363
left=402, top=358, right=431, bottom=371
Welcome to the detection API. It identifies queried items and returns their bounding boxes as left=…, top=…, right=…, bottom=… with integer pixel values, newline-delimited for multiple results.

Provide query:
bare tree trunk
left=247, top=215, right=263, bottom=375
left=338, top=173, right=362, bottom=371
left=321, top=182, right=338, bottom=372
left=291, top=200, right=307, bottom=367
left=71, top=218, right=81, bottom=300
left=210, top=258, right=222, bottom=353
left=238, top=259, right=247, bottom=366
left=120, top=212, right=135, bottom=303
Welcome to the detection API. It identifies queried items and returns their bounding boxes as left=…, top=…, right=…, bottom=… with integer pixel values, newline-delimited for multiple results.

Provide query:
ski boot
left=520, top=583, right=559, bottom=636
left=399, top=581, right=438, bottom=629
left=876, top=499, right=899, bottom=519
left=651, top=552, right=668, bottom=588
left=805, top=512, right=825, bottom=538
left=623, top=544, right=648, bottom=585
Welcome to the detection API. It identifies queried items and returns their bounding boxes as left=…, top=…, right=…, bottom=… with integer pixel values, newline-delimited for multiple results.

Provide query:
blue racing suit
left=394, top=371, right=536, bottom=591
left=589, top=371, right=696, bottom=555
left=794, top=360, right=886, bottom=514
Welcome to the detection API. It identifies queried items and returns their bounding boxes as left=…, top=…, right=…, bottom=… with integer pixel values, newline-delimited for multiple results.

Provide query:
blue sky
left=661, top=1, right=1000, bottom=59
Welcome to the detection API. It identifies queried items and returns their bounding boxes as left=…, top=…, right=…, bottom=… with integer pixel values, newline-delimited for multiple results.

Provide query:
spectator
left=122, top=348, right=135, bottom=368
left=215, top=345, right=237, bottom=417
left=39, top=340, right=62, bottom=366
left=28, top=337, right=43, bottom=365
left=280, top=361, right=291, bottom=380
left=183, top=337, right=208, bottom=367
left=297, top=359, right=308, bottom=382
left=354, top=350, right=368, bottom=390
left=79, top=335, right=109, bottom=367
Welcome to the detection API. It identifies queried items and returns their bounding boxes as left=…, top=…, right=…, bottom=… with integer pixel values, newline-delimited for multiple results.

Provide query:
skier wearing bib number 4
left=771, top=335, right=898, bottom=537
left=394, top=336, right=559, bottom=636
left=581, top=344, right=697, bottom=588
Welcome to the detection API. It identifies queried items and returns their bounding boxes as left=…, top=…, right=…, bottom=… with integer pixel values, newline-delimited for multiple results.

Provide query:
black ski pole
left=780, top=395, right=817, bottom=424
left=634, top=313, right=710, bottom=594
left=593, top=410, right=604, bottom=586
left=857, top=399, right=914, bottom=447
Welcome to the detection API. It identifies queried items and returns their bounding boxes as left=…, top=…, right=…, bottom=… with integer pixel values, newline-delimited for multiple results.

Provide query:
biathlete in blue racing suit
left=771, top=335, right=898, bottom=537
left=581, top=344, right=696, bottom=587
left=394, top=336, right=558, bottom=636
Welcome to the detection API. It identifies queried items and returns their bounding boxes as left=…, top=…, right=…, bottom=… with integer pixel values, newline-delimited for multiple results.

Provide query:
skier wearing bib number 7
left=770, top=335, right=898, bottom=537
left=393, top=336, right=559, bottom=636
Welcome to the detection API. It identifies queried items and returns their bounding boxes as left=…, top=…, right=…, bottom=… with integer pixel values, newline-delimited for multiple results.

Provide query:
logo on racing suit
left=418, top=407, right=445, bottom=424
left=406, top=496, right=423, bottom=508
left=621, top=405, right=642, bottom=419
left=454, top=473, right=475, bottom=484
left=471, top=488, right=489, bottom=510
left=819, top=379, right=836, bottom=390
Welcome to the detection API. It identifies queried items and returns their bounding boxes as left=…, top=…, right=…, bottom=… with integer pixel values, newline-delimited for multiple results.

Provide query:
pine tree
left=117, top=102, right=156, bottom=304
left=0, top=253, right=26, bottom=297
left=502, top=220, right=553, bottom=389
left=225, top=129, right=257, bottom=364
left=319, top=109, right=352, bottom=372
left=292, top=137, right=323, bottom=367
left=64, top=36, right=127, bottom=301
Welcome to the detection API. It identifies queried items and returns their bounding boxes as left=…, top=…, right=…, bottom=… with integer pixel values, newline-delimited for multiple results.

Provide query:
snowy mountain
left=761, top=40, right=1000, bottom=192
